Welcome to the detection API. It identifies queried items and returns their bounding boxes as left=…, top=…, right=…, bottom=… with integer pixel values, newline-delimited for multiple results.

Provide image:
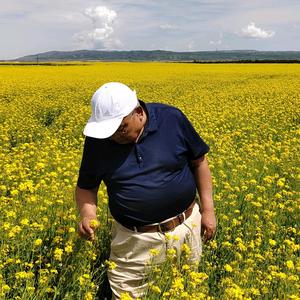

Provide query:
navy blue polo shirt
left=77, top=100, right=209, bottom=226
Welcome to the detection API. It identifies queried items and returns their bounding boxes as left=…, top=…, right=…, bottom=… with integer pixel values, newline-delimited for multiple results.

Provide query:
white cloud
left=159, top=23, right=178, bottom=30
left=241, top=22, right=275, bottom=39
left=73, top=6, right=123, bottom=50
left=84, top=6, right=117, bottom=26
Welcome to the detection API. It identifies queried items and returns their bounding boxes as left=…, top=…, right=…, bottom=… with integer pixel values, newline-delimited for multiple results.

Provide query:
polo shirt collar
left=139, top=99, right=158, bottom=139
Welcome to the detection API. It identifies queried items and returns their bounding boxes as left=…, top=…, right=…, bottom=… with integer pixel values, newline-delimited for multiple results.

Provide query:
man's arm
left=75, top=185, right=99, bottom=240
left=190, top=155, right=217, bottom=242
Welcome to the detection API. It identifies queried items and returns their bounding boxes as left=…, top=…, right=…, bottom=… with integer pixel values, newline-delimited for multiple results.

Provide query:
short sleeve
left=77, top=137, right=103, bottom=189
left=179, top=111, right=210, bottom=160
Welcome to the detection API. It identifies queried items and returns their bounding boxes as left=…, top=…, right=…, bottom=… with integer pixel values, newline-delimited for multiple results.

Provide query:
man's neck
left=135, top=107, right=147, bottom=143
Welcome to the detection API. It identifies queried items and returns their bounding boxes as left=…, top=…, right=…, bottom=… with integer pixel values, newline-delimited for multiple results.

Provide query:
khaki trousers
left=107, top=203, right=202, bottom=299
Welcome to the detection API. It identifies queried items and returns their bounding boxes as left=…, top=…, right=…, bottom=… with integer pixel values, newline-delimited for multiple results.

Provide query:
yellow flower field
left=0, top=62, right=299, bottom=299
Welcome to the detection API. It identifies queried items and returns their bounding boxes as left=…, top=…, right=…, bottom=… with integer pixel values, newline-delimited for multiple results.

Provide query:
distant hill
left=11, top=50, right=300, bottom=62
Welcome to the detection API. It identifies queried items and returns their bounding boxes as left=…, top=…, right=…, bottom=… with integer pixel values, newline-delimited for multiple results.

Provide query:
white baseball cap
left=83, top=82, right=138, bottom=139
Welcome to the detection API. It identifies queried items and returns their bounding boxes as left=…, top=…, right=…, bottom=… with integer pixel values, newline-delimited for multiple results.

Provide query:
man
left=75, top=82, right=216, bottom=299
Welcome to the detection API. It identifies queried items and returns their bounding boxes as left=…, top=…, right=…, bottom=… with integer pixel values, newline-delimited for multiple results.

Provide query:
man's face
left=109, top=108, right=144, bottom=144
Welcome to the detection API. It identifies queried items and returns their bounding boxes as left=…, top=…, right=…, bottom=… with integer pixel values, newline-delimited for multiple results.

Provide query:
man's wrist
left=80, top=211, right=97, bottom=220
left=199, top=199, right=215, bottom=213
left=201, top=208, right=215, bottom=214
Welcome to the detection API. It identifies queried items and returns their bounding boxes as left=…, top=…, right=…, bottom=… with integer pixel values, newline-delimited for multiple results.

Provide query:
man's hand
left=201, top=209, right=217, bottom=243
left=78, top=216, right=99, bottom=241
left=75, top=186, right=99, bottom=241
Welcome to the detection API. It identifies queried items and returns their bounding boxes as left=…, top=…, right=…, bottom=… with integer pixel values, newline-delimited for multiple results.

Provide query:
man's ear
left=135, top=106, right=144, bottom=115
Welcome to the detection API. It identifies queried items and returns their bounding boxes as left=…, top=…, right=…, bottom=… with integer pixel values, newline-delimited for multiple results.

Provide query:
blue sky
left=1, top=0, right=299, bottom=59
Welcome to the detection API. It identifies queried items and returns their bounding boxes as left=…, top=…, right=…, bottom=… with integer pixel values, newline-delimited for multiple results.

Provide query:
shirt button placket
left=135, top=145, right=143, bottom=166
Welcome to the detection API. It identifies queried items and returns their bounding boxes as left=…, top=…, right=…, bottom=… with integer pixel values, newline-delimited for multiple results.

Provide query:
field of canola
left=0, top=62, right=299, bottom=300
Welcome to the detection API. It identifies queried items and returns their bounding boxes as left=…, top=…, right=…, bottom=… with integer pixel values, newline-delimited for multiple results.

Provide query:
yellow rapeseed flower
left=105, top=260, right=117, bottom=270
left=181, top=243, right=191, bottom=255
left=182, top=264, right=190, bottom=271
left=89, top=219, right=100, bottom=229
left=79, top=274, right=90, bottom=286
left=149, top=248, right=160, bottom=256
left=34, top=238, right=43, bottom=246
left=84, top=292, right=93, bottom=300
left=120, top=292, right=133, bottom=300
left=167, top=248, right=177, bottom=257
left=150, top=284, right=161, bottom=294
left=286, top=260, right=295, bottom=269
left=224, top=264, right=233, bottom=272
left=15, top=271, right=34, bottom=280
left=64, top=245, right=73, bottom=253
left=53, top=248, right=63, bottom=261
left=171, top=277, right=184, bottom=291
left=68, top=227, right=76, bottom=233
left=173, top=235, right=180, bottom=241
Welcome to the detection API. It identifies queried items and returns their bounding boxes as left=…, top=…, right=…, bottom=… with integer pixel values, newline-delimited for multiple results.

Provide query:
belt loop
left=133, top=226, right=138, bottom=233
left=177, top=213, right=185, bottom=224
left=158, top=224, right=163, bottom=233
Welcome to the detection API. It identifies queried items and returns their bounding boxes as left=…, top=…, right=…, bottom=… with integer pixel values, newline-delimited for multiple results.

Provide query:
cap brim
left=83, top=116, right=123, bottom=139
